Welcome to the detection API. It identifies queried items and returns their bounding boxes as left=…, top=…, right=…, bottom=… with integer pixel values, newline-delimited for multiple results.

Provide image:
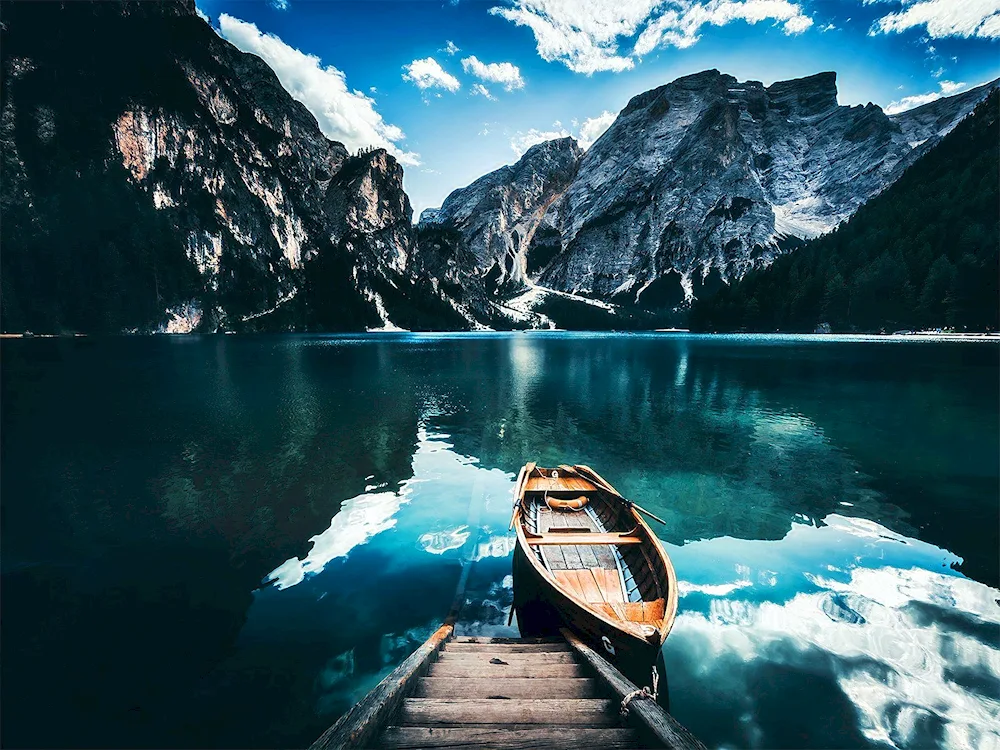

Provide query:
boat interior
left=520, top=466, right=669, bottom=638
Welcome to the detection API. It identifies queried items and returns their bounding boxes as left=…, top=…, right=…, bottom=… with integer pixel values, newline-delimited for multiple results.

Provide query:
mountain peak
left=766, top=71, right=838, bottom=115
left=518, top=136, right=582, bottom=164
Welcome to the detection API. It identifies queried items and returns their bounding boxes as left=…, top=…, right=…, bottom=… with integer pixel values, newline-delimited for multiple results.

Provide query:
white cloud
left=442, top=40, right=461, bottom=55
left=217, top=15, right=419, bottom=165
left=489, top=0, right=814, bottom=73
left=938, top=79, right=967, bottom=94
left=884, top=79, right=967, bottom=114
left=819, top=22, right=836, bottom=32
left=510, top=126, right=572, bottom=156
left=267, top=0, right=289, bottom=10
left=461, top=55, right=526, bottom=90
left=871, top=0, right=1000, bottom=39
left=402, top=57, right=461, bottom=92
left=489, top=0, right=652, bottom=74
left=635, top=0, right=813, bottom=55
left=577, top=109, right=616, bottom=148
left=471, top=83, right=497, bottom=100
left=510, top=108, right=620, bottom=155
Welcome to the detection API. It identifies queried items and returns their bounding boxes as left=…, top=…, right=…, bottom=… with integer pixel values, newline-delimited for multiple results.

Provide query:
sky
left=193, top=0, right=1000, bottom=218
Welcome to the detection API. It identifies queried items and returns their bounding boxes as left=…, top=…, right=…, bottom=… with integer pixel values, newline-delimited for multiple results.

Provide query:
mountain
left=2, top=2, right=994, bottom=335
left=419, top=71, right=998, bottom=318
left=688, top=91, right=999, bottom=333
left=419, top=137, right=581, bottom=294
left=0, top=0, right=471, bottom=334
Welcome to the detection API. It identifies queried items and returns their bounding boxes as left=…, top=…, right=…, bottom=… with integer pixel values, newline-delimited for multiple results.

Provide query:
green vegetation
left=690, top=92, right=999, bottom=333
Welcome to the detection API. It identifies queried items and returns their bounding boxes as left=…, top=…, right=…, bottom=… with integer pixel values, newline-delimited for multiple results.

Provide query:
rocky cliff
left=0, top=0, right=470, bottom=333
left=419, top=70, right=997, bottom=316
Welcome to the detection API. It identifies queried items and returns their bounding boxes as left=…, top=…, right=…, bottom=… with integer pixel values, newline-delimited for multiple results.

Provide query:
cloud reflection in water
left=667, top=515, right=1000, bottom=749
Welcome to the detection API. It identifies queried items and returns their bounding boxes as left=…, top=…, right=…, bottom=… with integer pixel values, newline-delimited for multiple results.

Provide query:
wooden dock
left=311, top=625, right=705, bottom=749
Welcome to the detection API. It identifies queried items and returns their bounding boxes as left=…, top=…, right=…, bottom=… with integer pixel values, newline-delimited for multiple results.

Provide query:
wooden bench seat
left=589, top=599, right=666, bottom=624
left=526, top=533, right=643, bottom=546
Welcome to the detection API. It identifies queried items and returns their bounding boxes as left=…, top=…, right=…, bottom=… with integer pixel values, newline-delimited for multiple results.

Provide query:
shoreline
left=2, top=330, right=998, bottom=342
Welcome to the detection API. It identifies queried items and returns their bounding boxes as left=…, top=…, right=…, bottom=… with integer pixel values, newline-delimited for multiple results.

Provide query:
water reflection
left=2, top=334, right=996, bottom=750
left=245, top=412, right=1000, bottom=750
left=665, top=515, right=1000, bottom=749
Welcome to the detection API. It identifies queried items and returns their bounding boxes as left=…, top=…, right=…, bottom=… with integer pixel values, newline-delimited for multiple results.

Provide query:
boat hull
left=512, top=541, right=660, bottom=687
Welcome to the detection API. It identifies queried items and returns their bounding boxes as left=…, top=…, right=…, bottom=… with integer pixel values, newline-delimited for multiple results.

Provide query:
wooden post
left=310, top=623, right=453, bottom=749
left=561, top=628, right=706, bottom=750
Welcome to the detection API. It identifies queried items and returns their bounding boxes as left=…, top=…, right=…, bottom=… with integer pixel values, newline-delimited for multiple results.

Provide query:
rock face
left=419, top=137, right=582, bottom=292
left=0, top=0, right=468, bottom=333
left=420, top=70, right=997, bottom=312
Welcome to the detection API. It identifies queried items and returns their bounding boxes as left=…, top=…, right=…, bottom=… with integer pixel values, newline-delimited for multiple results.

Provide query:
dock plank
left=451, top=637, right=564, bottom=644
left=400, top=698, right=618, bottom=727
left=428, top=662, right=585, bottom=679
left=437, top=652, right=576, bottom=664
left=381, top=726, right=638, bottom=749
left=414, top=678, right=598, bottom=699
left=562, top=629, right=707, bottom=750
left=445, top=643, right=571, bottom=653
left=310, top=624, right=452, bottom=749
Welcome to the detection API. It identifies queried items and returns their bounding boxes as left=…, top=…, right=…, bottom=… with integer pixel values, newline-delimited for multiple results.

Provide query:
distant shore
left=3, top=330, right=998, bottom=342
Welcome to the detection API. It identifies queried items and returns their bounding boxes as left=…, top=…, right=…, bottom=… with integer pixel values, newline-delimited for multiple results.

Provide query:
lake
left=2, top=333, right=998, bottom=749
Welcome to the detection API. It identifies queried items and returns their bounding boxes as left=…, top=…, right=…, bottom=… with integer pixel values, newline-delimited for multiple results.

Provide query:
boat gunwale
left=512, top=464, right=678, bottom=646
left=573, top=464, right=679, bottom=643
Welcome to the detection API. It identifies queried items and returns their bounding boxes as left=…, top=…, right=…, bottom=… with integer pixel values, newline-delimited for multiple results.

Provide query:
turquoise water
left=2, top=333, right=998, bottom=748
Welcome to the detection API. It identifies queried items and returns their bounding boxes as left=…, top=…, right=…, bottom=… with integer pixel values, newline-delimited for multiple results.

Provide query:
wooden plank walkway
left=311, top=628, right=706, bottom=750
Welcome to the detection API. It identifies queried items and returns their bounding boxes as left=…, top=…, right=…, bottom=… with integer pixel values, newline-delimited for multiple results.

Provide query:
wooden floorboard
left=437, top=652, right=577, bottom=664
left=380, top=726, right=639, bottom=749
left=451, top=637, right=564, bottom=644
left=399, top=698, right=618, bottom=727
left=427, top=663, right=585, bottom=679
left=414, top=678, right=598, bottom=699
left=525, top=476, right=596, bottom=492
left=444, top=643, right=571, bottom=653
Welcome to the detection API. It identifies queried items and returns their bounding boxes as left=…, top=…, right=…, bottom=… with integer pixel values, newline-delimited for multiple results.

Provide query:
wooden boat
left=511, top=463, right=678, bottom=684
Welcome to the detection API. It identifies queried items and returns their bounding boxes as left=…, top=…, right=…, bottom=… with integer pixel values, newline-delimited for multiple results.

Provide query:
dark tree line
left=690, top=91, right=999, bottom=333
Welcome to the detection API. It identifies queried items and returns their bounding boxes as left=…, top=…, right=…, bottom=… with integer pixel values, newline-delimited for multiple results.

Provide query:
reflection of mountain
left=432, top=335, right=996, bottom=585
left=4, top=334, right=996, bottom=749
left=1, top=337, right=427, bottom=748
left=438, top=336, right=897, bottom=539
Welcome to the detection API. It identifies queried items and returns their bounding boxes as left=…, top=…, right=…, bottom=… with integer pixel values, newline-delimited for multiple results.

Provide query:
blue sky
left=194, top=0, right=1000, bottom=218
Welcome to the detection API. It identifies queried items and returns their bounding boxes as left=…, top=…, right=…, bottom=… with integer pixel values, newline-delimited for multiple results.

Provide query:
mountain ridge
left=420, top=71, right=998, bottom=322
left=1, top=1, right=994, bottom=333
left=0, top=0, right=473, bottom=334
left=689, top=90, right=999, bottom=333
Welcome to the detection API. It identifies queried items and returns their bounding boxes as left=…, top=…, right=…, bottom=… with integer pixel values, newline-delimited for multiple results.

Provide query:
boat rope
left=620, top=665, right=659, bottom=719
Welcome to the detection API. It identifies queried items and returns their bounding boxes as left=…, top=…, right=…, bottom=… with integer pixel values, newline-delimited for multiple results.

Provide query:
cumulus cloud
left=489, top=0, right=653, bottom=73
left=510, top=126, right=573, bottom=156
left=577, top=109, right=616, bottom=148
left=217, top=15, right=419, bottom=165
left=634, top=0, right=813, bottom=54
left=461, top=55, right=526, bottom=90
left=402, top=57, right=461, bottom=92
left=442, top=40, right=461, bottom=55
left=884, top=79, right=967, bottom=114
left=510, top=108, right=619, bottom=155
left=871, top=0, right=1000, bottom=40
left=489, top=0, right=814, bottom=74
